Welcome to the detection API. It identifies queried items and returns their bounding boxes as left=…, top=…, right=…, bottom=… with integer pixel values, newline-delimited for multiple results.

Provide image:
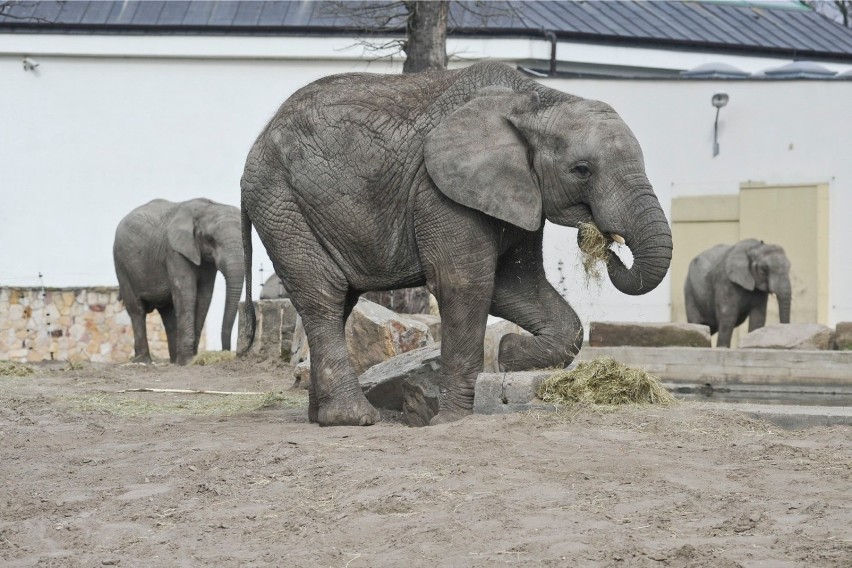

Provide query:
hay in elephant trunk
left=538, top=357, right=675, bottom=406
left=577, top=221, right=613, bottom=284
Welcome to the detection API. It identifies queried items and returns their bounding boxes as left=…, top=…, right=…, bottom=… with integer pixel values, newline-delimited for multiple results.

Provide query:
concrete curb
left=473, top=369, right=852, bottom=429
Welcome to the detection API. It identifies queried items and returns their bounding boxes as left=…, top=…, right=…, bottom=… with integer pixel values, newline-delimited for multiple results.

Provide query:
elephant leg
left=158, top=304, right=178, bottom=363
left=258, top=205, right=378, bottom=427
left=417, top=210, right=499, bottom=424
left=491, top=233, right=583, bottom=371
left=193, top=265, right=217, bottom=353
left=166, top=257, right=198, bottom=365
left=117, top=273, right=152, bottom=364
left=715, top=308, right=738, bottom=348
left=748, top=295, right=768, bottom=332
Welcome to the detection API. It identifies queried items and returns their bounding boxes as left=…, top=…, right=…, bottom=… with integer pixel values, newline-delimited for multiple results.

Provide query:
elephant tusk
left=610, top=233, right=626, bottom=245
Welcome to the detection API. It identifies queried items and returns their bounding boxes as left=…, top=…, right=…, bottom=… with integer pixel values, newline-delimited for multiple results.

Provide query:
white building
left=2, top=1, right=851, bottom=351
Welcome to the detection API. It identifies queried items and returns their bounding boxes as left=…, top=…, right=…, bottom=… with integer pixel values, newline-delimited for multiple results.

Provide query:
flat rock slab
left=740, top=323, right=835, bottom=350
left=358, top=344, right=442, bottom=412
left=236, top=299, right=298, bottom=359
left=590, top=321, right=711, bottom=348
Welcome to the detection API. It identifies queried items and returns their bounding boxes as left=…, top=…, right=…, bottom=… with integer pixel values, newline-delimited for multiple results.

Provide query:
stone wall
left=0, top=286, right=179, bottom=363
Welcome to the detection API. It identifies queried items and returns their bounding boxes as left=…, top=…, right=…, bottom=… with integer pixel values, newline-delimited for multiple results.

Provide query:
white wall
left=2, top=33, right=851, bottom=350
left=0, top=53, right=403, bottom=349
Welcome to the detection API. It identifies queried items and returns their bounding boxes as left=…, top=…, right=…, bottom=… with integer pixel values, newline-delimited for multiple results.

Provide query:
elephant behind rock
left=114, top=198, right=244, bottom=365
left=240, top=61, right=672, bottom=426
left=685, top=238, right=791, bottom=348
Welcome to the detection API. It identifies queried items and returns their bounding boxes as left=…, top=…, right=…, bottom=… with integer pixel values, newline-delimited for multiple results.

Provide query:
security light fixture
left=711, top=93, right=729, bottom=157
left=22, top=57, right=39, bottom=71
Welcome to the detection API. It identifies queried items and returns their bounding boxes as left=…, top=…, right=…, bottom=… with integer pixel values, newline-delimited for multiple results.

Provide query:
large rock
left=405, top=313, right=442, bottom=343
left=345, top=299, right=434, bottom=376
left=740, top=324, right=835, bottom=350
left=834, top=322, right=852, bottom=350
left=589, top=322, right=711, bottom=348
left=236, top=299, right=298, bottom=358
left=293, top=300, right=436, bottom=388
left=484, top=320, right=532, bottom=372
left=358, top=344, right=442, bottom=414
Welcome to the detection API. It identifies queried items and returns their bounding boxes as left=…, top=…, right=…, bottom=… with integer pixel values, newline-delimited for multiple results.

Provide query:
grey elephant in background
left=685, top=238, right=791, bottom=348
left=241, top=61, right=672, bottom=426
left=114, top=198, right=244, bottom=365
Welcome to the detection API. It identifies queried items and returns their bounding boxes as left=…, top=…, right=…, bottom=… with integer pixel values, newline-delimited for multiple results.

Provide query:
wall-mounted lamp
left=711, top=92, right=729, bottom=157
left=22, top=56, right=39, bottom=72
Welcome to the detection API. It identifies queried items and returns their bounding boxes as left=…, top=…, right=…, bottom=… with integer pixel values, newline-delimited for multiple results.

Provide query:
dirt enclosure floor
left=1, top=358, right=850, bottom=567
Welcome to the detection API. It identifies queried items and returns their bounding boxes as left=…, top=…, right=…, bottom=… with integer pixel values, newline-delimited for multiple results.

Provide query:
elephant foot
left=131, top=353, right=152, bottom=365
left=429, top=377, right=475, bottom=426
left=308, top=389, right=319, bottom=424
left=316, top=394, right=379, bottom=427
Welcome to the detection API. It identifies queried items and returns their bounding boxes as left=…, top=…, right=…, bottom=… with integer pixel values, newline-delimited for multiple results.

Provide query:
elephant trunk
left=603, top=187, right=673, bottom=296
left=219, top=254, right=245, bottom=351
left=773, top=276, right=792, bottom=324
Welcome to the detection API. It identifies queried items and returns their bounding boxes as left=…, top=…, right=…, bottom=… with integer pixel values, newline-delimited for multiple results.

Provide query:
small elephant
left=240, top=62, right=672, bottom=426
left=114, top=198, right=244, bottom=365
left=685, top=238, right=791, bottom=348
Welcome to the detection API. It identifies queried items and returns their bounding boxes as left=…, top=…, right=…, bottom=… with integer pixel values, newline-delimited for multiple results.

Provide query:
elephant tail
left=238, top=205, right=257, bottom=356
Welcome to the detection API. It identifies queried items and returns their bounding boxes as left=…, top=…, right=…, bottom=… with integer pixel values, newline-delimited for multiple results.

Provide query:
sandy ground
left=1, top=357, right=850, bottom=567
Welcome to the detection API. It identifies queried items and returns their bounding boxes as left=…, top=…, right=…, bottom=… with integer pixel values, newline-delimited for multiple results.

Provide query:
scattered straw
left=538, top=357, right=675, bottom=407
left=577, top=221, right=612, bottom=284
left=0, top=360, right=34, bottom=377
left=65, top=390, right=307, bottom=418
left=192, top=351, right=236, bottom=366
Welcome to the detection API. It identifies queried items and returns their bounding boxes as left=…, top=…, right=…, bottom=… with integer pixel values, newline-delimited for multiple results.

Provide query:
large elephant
left=241, top=61, right=673, bottom=426
left=685, top=238, right=791, bottom=348
left=114, top=198, right=244, bottom=365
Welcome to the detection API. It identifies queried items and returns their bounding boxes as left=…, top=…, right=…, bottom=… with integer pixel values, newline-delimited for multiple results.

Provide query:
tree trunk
left=402, top=0, right=448, bottom=73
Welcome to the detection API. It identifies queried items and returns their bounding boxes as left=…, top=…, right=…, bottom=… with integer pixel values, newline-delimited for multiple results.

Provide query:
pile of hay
left=538, top=357, right=675, bottom=406
left=0, top=360, right=34, bottom=377
left=192, top=351, right=236, bottom=366
left=577, top=221, right=612, bottom=283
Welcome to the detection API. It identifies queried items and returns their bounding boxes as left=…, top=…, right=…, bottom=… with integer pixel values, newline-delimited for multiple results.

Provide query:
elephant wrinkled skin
left=685, top=238, right=792, bottom=348
left=114, top=198, right=244, bottom=365
left=240, top=62, right=673, bottom=426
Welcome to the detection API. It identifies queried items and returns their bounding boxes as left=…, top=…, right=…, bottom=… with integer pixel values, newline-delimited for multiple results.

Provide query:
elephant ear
left=167, top=207, right=201, bottom=266
left=724, top=238, right=761, bottom=291
left=423, top=89, right=542, bottom=232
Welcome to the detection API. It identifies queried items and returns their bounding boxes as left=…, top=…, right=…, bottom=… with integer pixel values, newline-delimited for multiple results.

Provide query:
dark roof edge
left=2, top=24, right=852, bottom=63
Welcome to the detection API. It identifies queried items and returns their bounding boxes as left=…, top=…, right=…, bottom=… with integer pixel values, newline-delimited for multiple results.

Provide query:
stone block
left=589, top=321, right=711, bottom=348
left=473, top=370, right=559, bottom=415
left=289, top=315, right=309, bottom=365
left=740, top=324, right=835, bottom=351
left=834, top=322, right=852, bottom=350
left=236, top=299, right=298, bottom=359
left=483, top=320, right=531, bottom=372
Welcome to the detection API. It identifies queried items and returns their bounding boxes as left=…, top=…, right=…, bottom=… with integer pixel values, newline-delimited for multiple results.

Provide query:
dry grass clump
left=192, top=351, right=236, bottom=366
left=538, top=357, right=675, bottom=407
left=66, top=390, right=306, bottom=418
left=0, top=360, right=34, bottom=377
left=577, top=221, right=612, bottom=283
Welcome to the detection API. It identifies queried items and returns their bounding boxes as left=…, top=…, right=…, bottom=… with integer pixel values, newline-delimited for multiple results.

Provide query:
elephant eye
left=570, top=163, right=591, bottom=178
